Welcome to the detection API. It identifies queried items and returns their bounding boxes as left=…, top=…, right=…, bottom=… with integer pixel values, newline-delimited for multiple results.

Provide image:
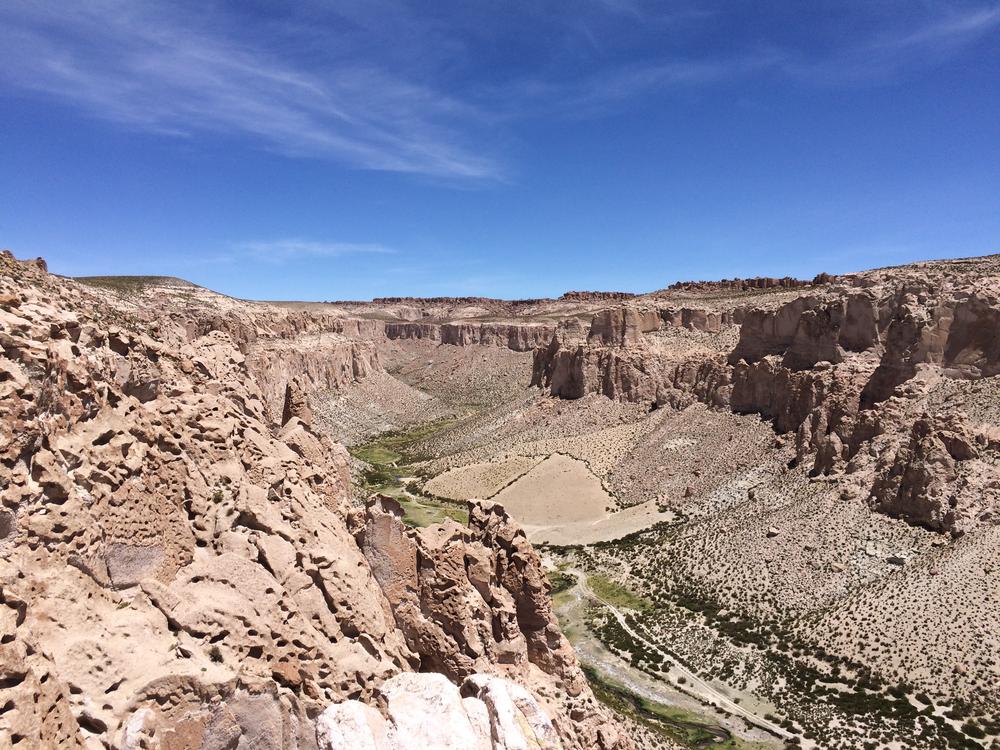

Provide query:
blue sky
left=1, top=1, right=999, bottom=300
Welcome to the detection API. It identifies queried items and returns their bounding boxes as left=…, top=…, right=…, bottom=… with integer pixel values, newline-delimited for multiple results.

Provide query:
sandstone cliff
left=0, top=252, right=629, bottom=749
left=384, top=321, right=555, bottom=352
left=532, top=264, right=1000, bottom=535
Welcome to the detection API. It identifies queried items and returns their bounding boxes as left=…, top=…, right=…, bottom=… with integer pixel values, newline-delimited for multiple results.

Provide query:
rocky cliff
left=384, top=321, right=556, bottom=352
left=663, top=274, right=828, bottom=292
left=532, top=264, right=1000, bottom=535
left=0, top=252, right=629, bottom=749
left=531, top=305, right=736, bottom=403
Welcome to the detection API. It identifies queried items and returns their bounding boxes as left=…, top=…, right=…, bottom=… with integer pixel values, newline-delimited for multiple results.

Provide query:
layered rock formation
left=663, top=274, right=827, bottom=292
left=384, top=321, right=555, bottom=352
left=0, top=252, right=629, bottom=749
left=532, top=260, right=1000, bottom=535
left=246, top=334, right=380, bottom=419
left=531, top=304, right=736, bottom=403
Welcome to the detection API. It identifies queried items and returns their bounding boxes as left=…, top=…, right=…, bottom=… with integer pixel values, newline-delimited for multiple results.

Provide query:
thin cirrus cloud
left=774, top=4, right=1000, bottom=84
left=0, top=1, right=498, bottom=179
left=0, top=1, right=997, bottom=179
left=234, top=240, right=396, bottom=264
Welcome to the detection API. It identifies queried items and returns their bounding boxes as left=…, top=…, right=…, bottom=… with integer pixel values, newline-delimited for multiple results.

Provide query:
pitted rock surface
left=0, top=252, right=630, bottom=749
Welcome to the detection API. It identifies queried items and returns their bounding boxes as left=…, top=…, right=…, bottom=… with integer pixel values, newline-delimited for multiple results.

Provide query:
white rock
left=463, top=696, right=493, bottom=747
left=121, top=708, right=157, bottom=750
left=316, top=700, right=394, bottom=750
left=380, top=672, right=488, bottom=750
left=463, top=674, right=562, bottom=750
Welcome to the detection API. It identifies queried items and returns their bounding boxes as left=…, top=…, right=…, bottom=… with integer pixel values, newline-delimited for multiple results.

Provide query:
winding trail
left=569, top=568, right=794, bottom=741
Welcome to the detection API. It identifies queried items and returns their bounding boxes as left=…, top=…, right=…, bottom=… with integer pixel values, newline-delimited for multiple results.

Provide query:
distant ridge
left=75, top=275, right=200, bottom=294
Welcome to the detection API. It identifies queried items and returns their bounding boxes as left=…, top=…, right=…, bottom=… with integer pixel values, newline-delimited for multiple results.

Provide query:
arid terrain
left=3, top=250, right=1000, bottom=749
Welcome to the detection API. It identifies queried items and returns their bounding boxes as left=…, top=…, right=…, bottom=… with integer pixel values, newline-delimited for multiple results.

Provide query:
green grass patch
left=351, top=445, right=403, bottom=465
left=399, top=498, right=469, bottom=528
left=352, top=419, right=473, bottom=526
left=547, top=570, right=578, bottom=596
left=589, top=573, right=652, bottom=612
left=350, top=416, right=462, bottom=469
left=582, top=664, right=771, bottom=748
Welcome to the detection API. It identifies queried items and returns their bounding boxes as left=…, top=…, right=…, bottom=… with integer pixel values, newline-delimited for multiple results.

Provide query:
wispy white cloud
left=0, top=0, right=996, bottom=178
left=494, top=54, right=775, bottom=119
left=235, top=239, right=395, bottom=263
left=0, top=1, right=498, bottom=179
left=775, top=4, right=1000, bottom=84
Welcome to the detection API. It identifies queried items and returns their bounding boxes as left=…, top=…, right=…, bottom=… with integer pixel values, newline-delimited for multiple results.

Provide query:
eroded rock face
left=659, top=307, right=723, bottom=333
left=384, top=321, right=555, bottom=351
left=532, top=339, right=662, bottom=403
left=728, top=293, right=880, bottom=370
left=867, top=414, right=997, bottom=534
left=587, top=307, right=658, bottom=346
left=282, top=375, right=314, bottom=426
left=247, top=336, right=381, bottom=421
left=0, top=254, right=629, bottom=749
left=532, top=264, right=1000, bottom=534
left=665, top=275, right=821, bottom=292
left=349, top=498, right=629, bottom=750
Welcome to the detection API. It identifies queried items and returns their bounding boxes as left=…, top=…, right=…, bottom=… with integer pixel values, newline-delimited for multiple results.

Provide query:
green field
left=351, top=418, right=469, bottom=528
left=583, top=664, right=773, bottom=749
left=398, top=498, right=469, bottom=527
left=350, top=417, right=460, bottom=466
left=351, top=444, right=403, bottom=465
left=589, top=573, right=653, bottom=612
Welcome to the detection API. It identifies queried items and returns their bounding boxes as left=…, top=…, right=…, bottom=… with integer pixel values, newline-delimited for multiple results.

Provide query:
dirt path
left=569, top=568, right=794, bottom=742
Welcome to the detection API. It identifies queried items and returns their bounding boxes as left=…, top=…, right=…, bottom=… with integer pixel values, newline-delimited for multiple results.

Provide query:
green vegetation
left=350, top=417, right=460, bottom=466
left=547, top=570, right=578, bottom=596
left=583, top=664, right=771, bottom=749
left=589, top=573, right=652, bottom=612
left=352, top=444, right=403, bottom=466
left=399, top=497, right=469, bottom=528
left=351, top=418, right=469, bottom=529
left=576, top=538, right=993, bottom=750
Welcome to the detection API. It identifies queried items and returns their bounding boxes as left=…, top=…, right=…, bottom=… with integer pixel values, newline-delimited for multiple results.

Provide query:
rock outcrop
left=532, top=264, right=1000, bottom=534
left=664, top=275, right=823, bottom=292
left=559, top=291, right=636, bottom=302
left=384, top=321, right=555, bottom=352
left=866, top=413, right=999, bottom=534
left=728, top=293, right=880, bottom=369
left=315, top=672, right=563, bottom=750
left=349, top=497, right=625, bottom=749
left=247, top=334, right=380, bottom=419
left=0, top=253, right=629, bottom=749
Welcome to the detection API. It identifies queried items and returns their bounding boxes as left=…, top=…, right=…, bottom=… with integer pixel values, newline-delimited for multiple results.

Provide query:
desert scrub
left=75, top=275, right=194, bottom=295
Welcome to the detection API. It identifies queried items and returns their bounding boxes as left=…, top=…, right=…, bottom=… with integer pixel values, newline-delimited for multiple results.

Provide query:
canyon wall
left=384, top=321, right=556, bottom=351
left=0, top=252, right=629, bottom=749
left=533, top=281, right=1000, bottom=535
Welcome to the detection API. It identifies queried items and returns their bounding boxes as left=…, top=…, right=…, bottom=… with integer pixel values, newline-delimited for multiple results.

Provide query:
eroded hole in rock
left=76, top=712, right=108, bottom=735
left=0, top=673, right=26, bottom=689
